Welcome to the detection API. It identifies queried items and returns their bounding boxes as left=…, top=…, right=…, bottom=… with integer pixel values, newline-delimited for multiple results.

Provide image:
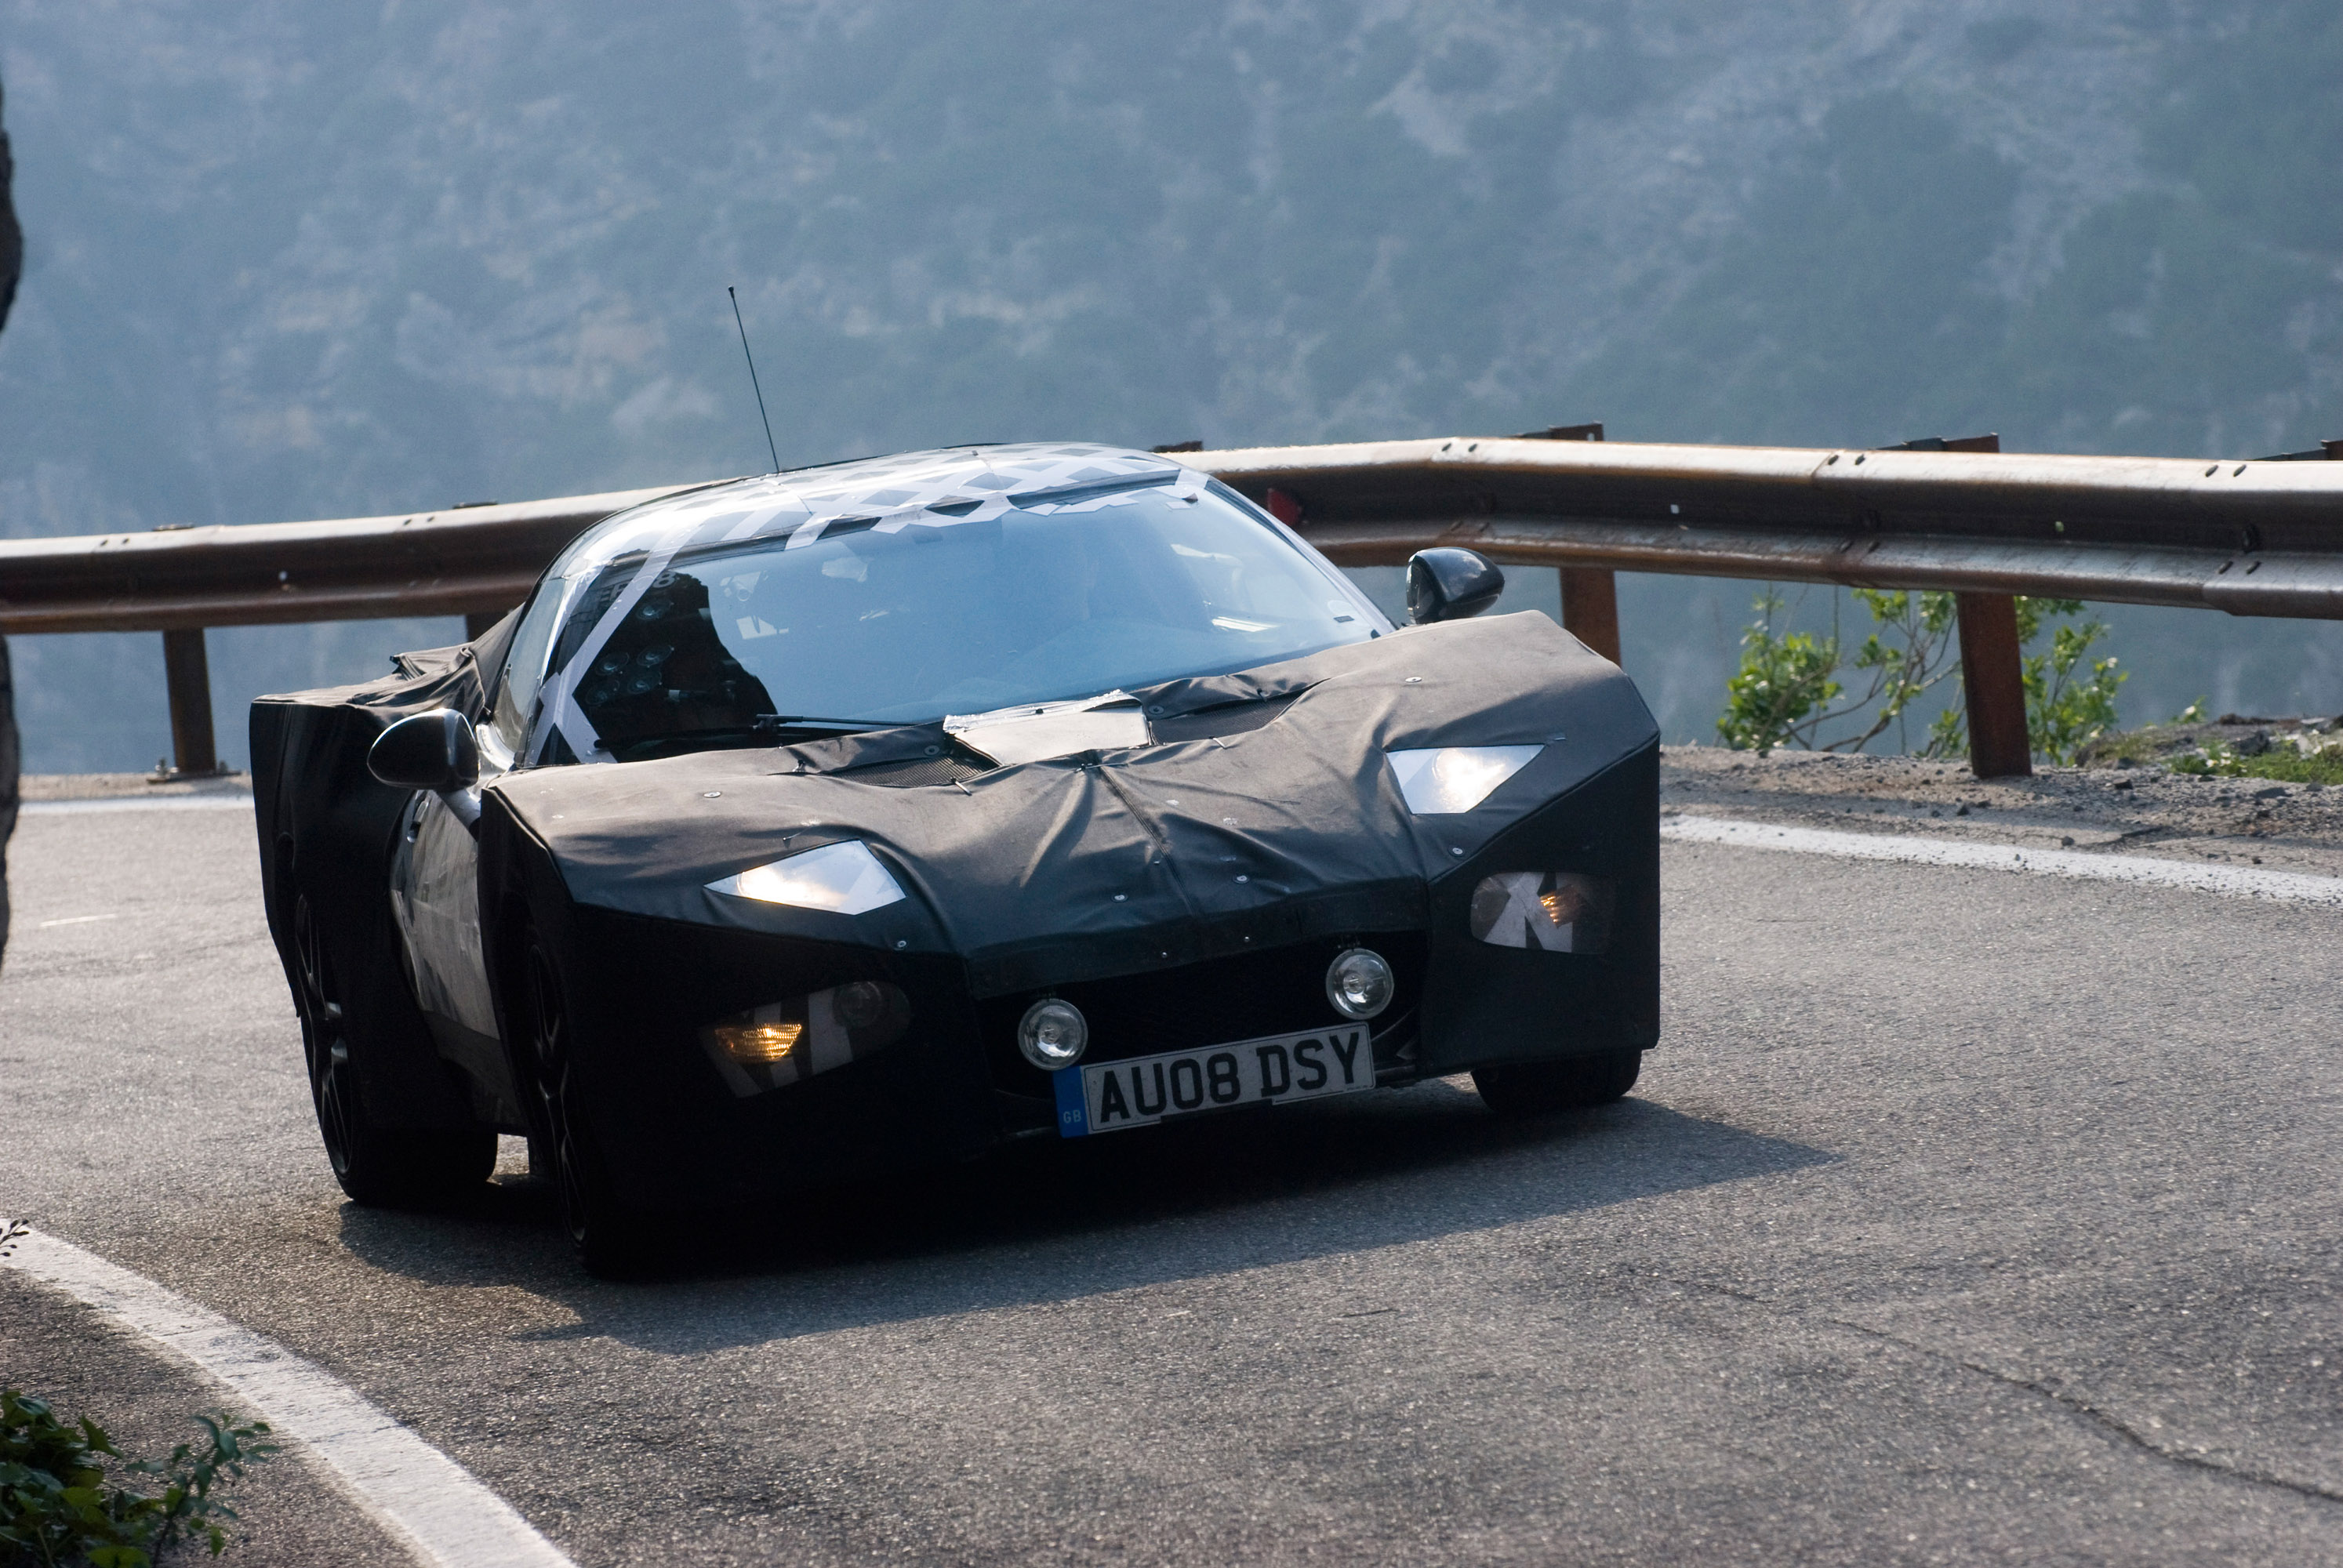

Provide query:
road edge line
left=20, top=797, right=255, bottom=815
left=1662, top=814, right=2343, bottom=907
left=3, top=1229, right=574, bottom=1568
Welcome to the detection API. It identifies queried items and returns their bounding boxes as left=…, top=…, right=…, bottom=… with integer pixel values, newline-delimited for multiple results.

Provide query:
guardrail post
left=1522, top=422, right=1623, bottom=666
left=1560, top=568, right=1622, bottom=665
left=162, top=628, right=218, bottom=776
left=1954, top=593, right=2029, bottom=778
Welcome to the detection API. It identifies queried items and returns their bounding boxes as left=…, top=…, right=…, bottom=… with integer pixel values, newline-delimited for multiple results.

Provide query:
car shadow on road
left=336, top=1078, right=1832, bottom=1352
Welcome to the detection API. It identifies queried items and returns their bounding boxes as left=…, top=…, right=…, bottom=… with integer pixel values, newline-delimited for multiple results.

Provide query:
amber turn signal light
left=711, top=1019, right=804, bottom=1065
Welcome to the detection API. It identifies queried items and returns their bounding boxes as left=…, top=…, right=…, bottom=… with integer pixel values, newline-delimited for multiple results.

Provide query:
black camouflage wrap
left=251, top=614, right=518, bottom=1132
left=494, top=612, right=1648, bottom=996
left=256, top=576, right=1656, bottom=1212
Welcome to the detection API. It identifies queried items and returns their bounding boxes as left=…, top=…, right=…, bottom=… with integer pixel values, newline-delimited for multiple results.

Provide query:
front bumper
left=554, top=741, right=1659, bottom=1210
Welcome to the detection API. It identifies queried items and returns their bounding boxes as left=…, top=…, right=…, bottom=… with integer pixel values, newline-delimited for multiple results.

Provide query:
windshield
left=529, top=476, right=1382, bottom=762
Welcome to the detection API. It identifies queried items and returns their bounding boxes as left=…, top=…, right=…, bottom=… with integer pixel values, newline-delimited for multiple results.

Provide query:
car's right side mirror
left=1405, top=547, right=1506, bottom=625
left=368, top=710, right=481, bottom=793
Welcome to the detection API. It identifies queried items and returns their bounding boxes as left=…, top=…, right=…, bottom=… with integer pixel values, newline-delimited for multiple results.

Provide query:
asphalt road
left=3, top=804, right=2339, bottom=1565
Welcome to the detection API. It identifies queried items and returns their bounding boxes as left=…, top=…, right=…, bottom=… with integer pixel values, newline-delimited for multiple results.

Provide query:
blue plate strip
left=1052, top=1066, right=1089, bottom=1138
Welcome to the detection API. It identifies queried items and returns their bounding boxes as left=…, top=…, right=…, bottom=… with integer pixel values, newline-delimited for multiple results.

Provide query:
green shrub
left=1717, top=588, right=2124, bottom=764
left=0, top=1386, right=275, bottom=1566
left=2021, top=597, right=2126, bottom=765
left=1716, top=590, right=1844, bottom=753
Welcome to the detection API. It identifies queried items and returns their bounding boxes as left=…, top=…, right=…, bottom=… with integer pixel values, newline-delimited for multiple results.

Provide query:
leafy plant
left=1716, top=589, right=1842, bottom=753
left=1715, top=586, right=1965, bottom=755
left=2022, top=597, right=2126, bottom=764
left=1846, top=589, right=1967, bottom=755
left=1718, top=588, right=2124, bottom=764
left=0, top=1384, right=276, bottom=1566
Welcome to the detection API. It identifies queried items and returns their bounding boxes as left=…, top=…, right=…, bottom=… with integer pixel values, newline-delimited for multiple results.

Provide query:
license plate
left=1052, top=1024, right=1373, bottom=1137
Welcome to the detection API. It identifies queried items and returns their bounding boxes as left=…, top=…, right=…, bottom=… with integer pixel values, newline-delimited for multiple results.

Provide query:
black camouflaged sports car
left=252, top=443, right=1658, bottom=1272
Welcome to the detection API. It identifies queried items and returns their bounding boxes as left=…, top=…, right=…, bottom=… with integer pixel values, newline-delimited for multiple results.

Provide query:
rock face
left=1, top=74, right=18, bottom=967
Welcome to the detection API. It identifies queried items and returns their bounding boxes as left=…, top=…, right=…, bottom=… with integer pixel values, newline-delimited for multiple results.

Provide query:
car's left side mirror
left=1406, top=548, right=1506, bottom=624
left=369, top=710, right=481, bottom=794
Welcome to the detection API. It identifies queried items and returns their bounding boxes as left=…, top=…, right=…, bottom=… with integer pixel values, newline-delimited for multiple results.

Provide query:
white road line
left=21, top=796, right=255, bottom=815
left=1663, top=814, right=2343, bottom=908
left=3, top=1230, right=574, bottom=1568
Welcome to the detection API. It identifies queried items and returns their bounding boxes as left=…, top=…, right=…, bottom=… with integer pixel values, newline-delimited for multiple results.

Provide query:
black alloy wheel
left=1472, top=1049, right=1643, bottom=1116
left=290, top=891, right=494, bottom=1205
left=292, top=893, right=359, bottom=1178
left=522, top=930, right=656, bottom=1276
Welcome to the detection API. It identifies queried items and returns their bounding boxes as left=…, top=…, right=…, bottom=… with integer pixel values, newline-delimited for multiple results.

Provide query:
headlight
left=1018, top=998, right=1089, bottom=1070
left=1324, top=947, right=1394, bottom=1020
left=1386, top=746, right=1542, bottom=814
left=1468, top=872, right=1612, bottom=953
left=831, top=979, right=897, bottom=1030
left=707, top=840, right=906, bottom=915
left=701, top=982, right=912, bottom=1095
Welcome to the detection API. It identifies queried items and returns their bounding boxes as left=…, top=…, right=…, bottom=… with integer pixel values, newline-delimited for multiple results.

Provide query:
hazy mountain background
left=2, top=0, right=2338, bottom=771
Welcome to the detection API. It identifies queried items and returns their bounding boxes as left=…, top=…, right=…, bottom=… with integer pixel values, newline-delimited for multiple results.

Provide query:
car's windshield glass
left=537, top=479, right=1380, bottom=762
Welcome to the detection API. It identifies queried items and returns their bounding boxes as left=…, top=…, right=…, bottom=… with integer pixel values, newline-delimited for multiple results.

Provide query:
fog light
left=1018, top=998, right=1088, bottom=1069
left=713, top=1019, right=803, bottom=1065
left=1324, top=947, right=1394, bottom=1020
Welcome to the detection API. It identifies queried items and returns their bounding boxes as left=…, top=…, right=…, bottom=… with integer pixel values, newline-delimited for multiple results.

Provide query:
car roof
left=547, top=443, right=1193, bottom=583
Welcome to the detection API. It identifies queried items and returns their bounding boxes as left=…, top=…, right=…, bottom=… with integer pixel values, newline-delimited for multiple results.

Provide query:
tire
left=1472, top=1049, right=1644, bottom=1116
left=518, top=926, right=660, bottom=1277
left=290, top=892, right=495, bottom=1205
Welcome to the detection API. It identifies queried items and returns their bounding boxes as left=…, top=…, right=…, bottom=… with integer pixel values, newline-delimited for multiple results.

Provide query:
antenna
left=728, top=285, right=780, bottom=474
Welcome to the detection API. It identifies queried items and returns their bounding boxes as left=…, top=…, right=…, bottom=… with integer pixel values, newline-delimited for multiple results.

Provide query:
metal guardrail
left=2, top=434, right=2337, bottom=779
left=1200, top=435, right=2343, bottom=617
left=0, top=483, right=695, bottom=775
left=0, top=484, right=688, bottom=636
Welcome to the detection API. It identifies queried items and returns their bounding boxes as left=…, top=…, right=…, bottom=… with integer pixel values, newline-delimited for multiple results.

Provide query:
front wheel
left=291, top=893, right=494, bottom=1205
left=1472, top=1050, right=1643, bottom=1116
left=518, top=927, right=660, bottom=1277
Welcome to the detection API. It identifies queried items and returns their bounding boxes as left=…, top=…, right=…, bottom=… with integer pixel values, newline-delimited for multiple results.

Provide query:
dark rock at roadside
left=1, top=637, right=16, bottom=963
left=0, top=78, right=16, bottom=326
left=2076, top=716, right=2343, bottom=769
left=1, top=73, right=19, bottom=967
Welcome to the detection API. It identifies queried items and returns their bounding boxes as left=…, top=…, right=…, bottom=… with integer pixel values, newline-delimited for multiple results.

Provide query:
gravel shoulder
left=1663, top=743, right=2343, bottom=878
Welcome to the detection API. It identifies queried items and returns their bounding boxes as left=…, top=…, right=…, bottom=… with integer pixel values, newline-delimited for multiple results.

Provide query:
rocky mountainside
left=0, top=2, right=2336, bottom=769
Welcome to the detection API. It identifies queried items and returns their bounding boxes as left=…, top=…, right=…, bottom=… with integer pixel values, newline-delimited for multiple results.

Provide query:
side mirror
left=1406, top=548, right=1506, bottom=624
left=369, top=710, right=480, bottom=793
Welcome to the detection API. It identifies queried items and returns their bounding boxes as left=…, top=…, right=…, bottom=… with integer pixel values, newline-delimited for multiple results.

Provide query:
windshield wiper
left=753, top=713, right=889, bottom=734
left=605, top=717, right=895, bottom=764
